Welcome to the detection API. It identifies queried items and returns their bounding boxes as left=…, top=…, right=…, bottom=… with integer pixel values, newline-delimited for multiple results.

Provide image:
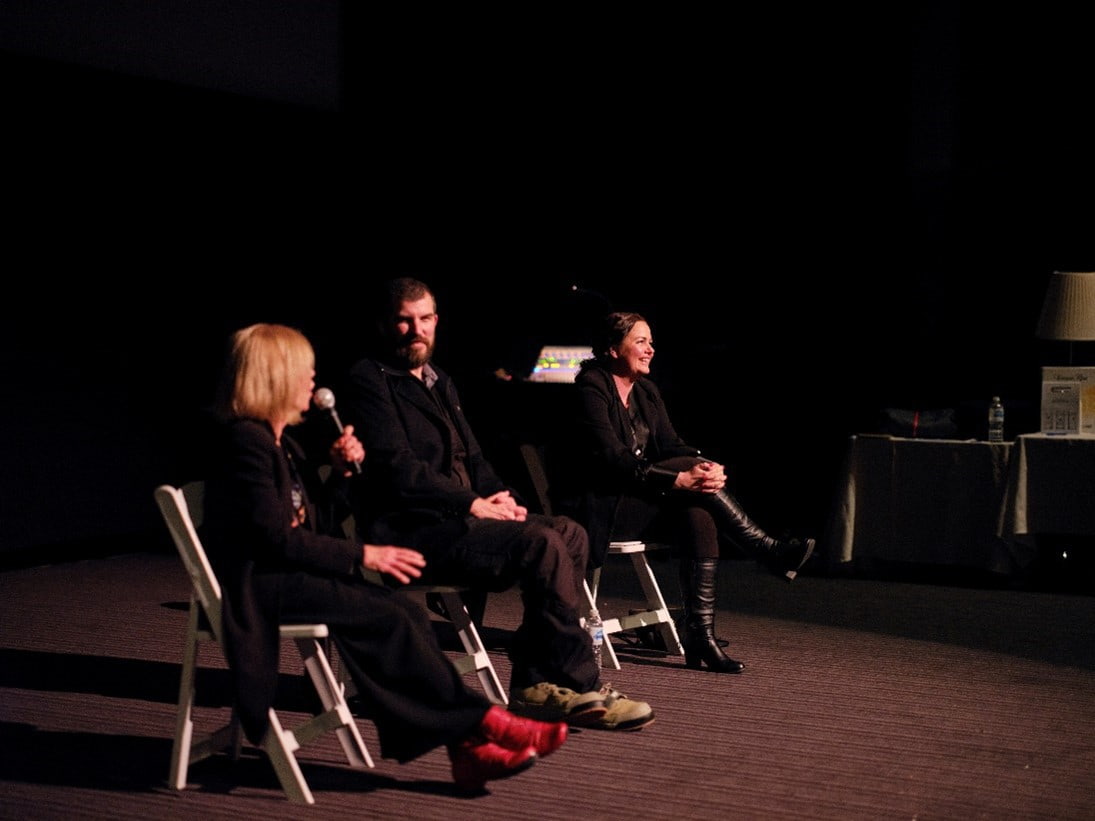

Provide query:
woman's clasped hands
left=677, top=460, right=727, bottom=494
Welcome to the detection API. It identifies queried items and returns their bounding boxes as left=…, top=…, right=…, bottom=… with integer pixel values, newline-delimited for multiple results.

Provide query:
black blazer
left=342, top=357, right=510, bottom=544
left=574, top=361, right=701, bottom=564
left=201, top=417, right=360, bottom=743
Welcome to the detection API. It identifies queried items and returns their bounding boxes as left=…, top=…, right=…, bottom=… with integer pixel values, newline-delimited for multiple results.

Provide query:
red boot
left=448, top=738, right=537, bottom=791
left=479, top=704, right=568, bottom=758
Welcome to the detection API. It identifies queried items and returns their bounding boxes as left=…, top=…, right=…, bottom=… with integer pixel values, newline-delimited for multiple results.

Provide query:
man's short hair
left=384, top=277, right=435, bottom=316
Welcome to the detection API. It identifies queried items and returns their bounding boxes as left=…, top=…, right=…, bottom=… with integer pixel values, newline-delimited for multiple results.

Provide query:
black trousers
left=612, top=494, right=722, bottom=560
left=277, top=571, right=489, bottom=763
left=611, top=457, right=724, bottom=561
left=406, top=513, right=600, bottom=695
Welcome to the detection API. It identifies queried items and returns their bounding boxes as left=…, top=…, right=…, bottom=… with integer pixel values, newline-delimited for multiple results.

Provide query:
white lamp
left=1036, top=271, right=1095, bottom=365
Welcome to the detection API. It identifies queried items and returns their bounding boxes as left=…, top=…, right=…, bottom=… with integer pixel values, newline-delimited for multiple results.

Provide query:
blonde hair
left=216, top=323, right=314, bottom=426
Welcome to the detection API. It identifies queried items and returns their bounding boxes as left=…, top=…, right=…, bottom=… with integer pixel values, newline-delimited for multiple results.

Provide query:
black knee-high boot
left=679, top=558, right=744, bottom=674
left=711, top=490, right=816, bottom=582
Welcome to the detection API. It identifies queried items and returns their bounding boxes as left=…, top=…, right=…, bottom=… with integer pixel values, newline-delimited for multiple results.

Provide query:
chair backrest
left=519, top=442, right=555, bottom=516
left=155, top=482, right=223, bottom=639
left=517, top=438, right=591, bottom=521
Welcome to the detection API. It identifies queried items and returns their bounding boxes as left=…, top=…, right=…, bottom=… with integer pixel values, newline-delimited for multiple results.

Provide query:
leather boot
left=711, top=490, right=816, bottom=582
left=679, top=558, right=744, bottom=674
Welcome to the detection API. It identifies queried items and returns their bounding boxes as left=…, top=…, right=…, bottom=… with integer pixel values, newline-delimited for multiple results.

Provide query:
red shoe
left=448, top=738, right=537, bottom=791
left=479, top=704, right=568, bottom=758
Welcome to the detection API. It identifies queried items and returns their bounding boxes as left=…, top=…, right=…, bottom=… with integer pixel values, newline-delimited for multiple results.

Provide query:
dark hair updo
left=592, top=311, right=647, bottom=361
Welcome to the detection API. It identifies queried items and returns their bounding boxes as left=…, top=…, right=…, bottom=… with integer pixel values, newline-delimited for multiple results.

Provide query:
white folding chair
left=417, top=585, right=508, bottom=704
left=519, top=442, right=686, bottom=670
left=155, top=482, right=373, bottom=805
left=583, top=541, right=684, bottom=669
left=325, top=467, right=508, bottom=706
left=356, top=572, right=508, bottom=706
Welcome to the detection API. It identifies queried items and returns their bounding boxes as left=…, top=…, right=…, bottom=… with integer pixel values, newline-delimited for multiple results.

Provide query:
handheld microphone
left=312, top=387, right=362, bottom=474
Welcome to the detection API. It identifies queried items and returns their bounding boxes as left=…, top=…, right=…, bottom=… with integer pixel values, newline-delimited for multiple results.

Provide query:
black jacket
left=342, top=357, right=511, bottom=545
left=201, top=417, right=359, bottom=742
left=574, top=361, right=701, bottom=563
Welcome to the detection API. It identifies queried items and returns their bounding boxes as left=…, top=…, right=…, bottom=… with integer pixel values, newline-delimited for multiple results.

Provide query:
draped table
left=825, top=433, right=1095, bottom=577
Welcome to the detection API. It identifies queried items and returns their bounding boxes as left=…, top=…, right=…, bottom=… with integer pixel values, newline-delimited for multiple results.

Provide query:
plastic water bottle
left=587, top=607, right=604, bottom=668
left=988, top=396, right=1005, bottom=442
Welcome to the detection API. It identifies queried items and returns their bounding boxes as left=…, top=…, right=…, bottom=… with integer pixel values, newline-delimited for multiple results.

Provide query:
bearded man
left=341, top=277, right=655, bottom=732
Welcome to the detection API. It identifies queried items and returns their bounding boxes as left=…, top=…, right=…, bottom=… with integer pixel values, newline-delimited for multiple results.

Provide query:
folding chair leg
left=168, top=604, right=201, bottom=790
left=440, top=591, right=509, bottom=705
left=293, top=637, right=374, bottom=769
left=628, top=553, right=685, bottom=656
left=261, top=711, right=314, bottom=805
left=169, top=599, right=243, bottom=790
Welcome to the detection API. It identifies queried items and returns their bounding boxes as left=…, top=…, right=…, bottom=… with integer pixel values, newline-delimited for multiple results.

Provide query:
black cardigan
left=200, top=417, right=360, bottom=743
left=341, top=356, right=512, bottom=545
left=574, top=361, right=701, bottom=564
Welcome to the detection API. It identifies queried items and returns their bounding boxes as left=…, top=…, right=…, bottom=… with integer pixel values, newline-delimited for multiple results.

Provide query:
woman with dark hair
left=573, top=312, right=815, bottom=674
left=200, top=322, right=568, bottom=791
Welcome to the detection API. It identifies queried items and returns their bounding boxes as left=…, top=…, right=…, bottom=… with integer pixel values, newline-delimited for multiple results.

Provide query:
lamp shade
left=1035, top=271, right=1095, bottom=340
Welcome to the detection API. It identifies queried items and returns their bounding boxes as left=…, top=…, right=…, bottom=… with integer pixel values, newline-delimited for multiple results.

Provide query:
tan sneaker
left=510, top=682, right=607, bottom=724
left=591, top=684, right=655, bottom=731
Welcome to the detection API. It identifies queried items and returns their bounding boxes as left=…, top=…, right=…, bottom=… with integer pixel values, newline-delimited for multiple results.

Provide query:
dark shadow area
left=722, top=559, right=1095, bottom=670
left=0, top=647, right=335, bottom=715
left=590, top=550, right=1095, bottom=670
left=0, top=649, right=191, bottom=703
left=0, top=723, right=181, bottom=792
left=0, top=721, right=408, bottom=798
left=0, top=532, right=172, bottom=572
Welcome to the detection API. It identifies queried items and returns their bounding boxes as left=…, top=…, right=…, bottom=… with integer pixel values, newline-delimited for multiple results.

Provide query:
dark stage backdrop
left=1, top=3, right=1091, bottom=563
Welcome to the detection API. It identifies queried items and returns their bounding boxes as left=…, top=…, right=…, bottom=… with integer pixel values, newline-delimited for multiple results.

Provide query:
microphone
left=312, top=387, right=362, bottom=474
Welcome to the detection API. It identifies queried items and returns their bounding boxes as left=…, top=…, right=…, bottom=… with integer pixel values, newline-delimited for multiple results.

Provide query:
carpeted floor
left=1, top=550, right=1094, bottom=820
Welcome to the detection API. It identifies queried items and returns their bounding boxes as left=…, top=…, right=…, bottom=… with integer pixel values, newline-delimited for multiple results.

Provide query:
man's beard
left=394, top=336, right=433, bottom=369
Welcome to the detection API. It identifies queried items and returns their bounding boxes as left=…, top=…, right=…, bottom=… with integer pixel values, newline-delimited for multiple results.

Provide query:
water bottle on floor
left=587, top=606, right=604, bottom=668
